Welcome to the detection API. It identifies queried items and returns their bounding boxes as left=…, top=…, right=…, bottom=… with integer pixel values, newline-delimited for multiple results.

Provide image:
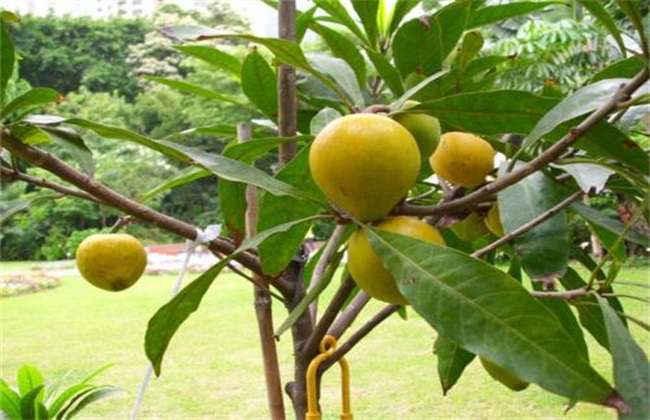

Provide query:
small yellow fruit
left=479, top=356, right=530, bottom=391
left=429, top=132, right=495, bottom=188
left=485, top=203, right=505, bottom=237
left=450, top=212, right=490, bottom=242
left=347, top=216, right=445, bottom=305
left=309, top=114, right=420, bottom=222
left=393, top=100, right=441, bottom=160
left=76, top=233, right=147, bottom=292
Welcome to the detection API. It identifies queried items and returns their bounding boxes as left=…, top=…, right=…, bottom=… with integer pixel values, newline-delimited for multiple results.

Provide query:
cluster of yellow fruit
left=309, top=107, right=497, bottom=306
left=76, top=233, right=147, bottom=292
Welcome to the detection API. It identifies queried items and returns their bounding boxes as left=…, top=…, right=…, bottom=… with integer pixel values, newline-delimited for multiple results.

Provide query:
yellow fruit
left=76, top=233, right=147, bottom=292
left=485, top=203, right=505, bottom=237
left=429, top=132, right=495, bottom=188
left=347, top=216, right=445, bottom=305
left=309, top=114, right=420, bottom=222
left=393, top=100, right=441, bottom=160
left=450, top=212, right=490, bottom=242
left=479, top=356, right=530, bottom=391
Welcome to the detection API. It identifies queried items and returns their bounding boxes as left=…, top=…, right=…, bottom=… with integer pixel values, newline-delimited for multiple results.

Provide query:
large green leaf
left=592, top=56, right=647, bottom=83
left=296, top=6, right=317, bottom=43
left=0, top=379, right=21, bottom=420
left=173, top=45, right=241, bottom=78
left=312, top=23, right=366, bottom=86
left=363, top=47, right=404, bottom=96
left=598, top=295, right=649, bottom=419
left=241, top=48, right=278, bottom=118
left=19, top=386, right=45, bottom=420
left=1, top=88, right=61, bottom=121
left=386, top=0, right=420, bottom=36
left=351, top=0, right=379, bottom=47
left=144, top=75, right=248, bottom=108
left=431, top=1, right=471, bottom=64
left=366, top=228, right=617, bottom=408
left=614, top=0, right=647, bottom=54
left=257, top=147, right=325, bottom=276
left=433, top=335, right=475, bottom=395
left=48, top=384, right=92, bottom=417
left=522, top=78, right=633, bottom=150
left=0, top=21, right=15, bottom=108
left=313, top=0, right=367, bottom=43
left=577, top=0, right=626, bottom=56
left=308, top=54, right=365, bottom=109
left=58, top=386, right=121, bottom=419
left=223, top=135, right=311, bottom=162
left=392, top=18, right=443, bottom=78
left=38, top=125, right=95, bottom=175
left=498, top=170, right=569, bottom=281
left=559, top=268, right=609, bottom=351
left=571, top=203, right=650, bottom=247
left=17, top=366, right=44, bottom=396
left=140, top=167, right=211, bottom=203
left=468, top=1, right=557, bottom=28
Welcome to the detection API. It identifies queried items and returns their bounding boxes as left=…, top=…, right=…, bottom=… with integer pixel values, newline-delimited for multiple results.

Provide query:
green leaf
left=0, top=379, right=21, bottom=420
left=522, top=78, right=633, bottom=150
left=224, top=136, right=311, bottom=162
left=455, top=31, right=484, bottom=74
left=559, top=268, right=609, bottom=351
left=310, top=107, right=341, bottom=135
left=156, top=139, right=324, bottom=204
left=308, top=54, right=365, bottom=109
left=433, top=335, right=476, bottom=395
left=468, top=1, right=557, bottom=28
left=144, top=75, right=248, bottom=108
left=17, top=366, right=44, bottom=396
left=173, top=45, right=241, bottom=78
left=38, top=125, right=95, bottom=175
left=1, top=88, right=62, bottom=121
left=296, top=7, right=317, bottom=43
left=351, top=0, right=379, bottom=47
left=241, top=48, right=278, bottom=118
left=551, top=162, right=614, bottom=194
left=59, top=386, right=121, bottom=419
left=431, top=1, right=471, bottom=64
left=0, top=194, right=60, bottom=225
left=392, top=17, right=443, bottom=78
left=48, top=384, right=92, bottom=417
left=313, top=0, right=367, bottom=43
left=312, top=23, right=367, bottom=86
left=363, top=47, right=404, bottom=96
left=257, top=147, right=325, bottom=276
left=146, top=260, right=231, bottom=375
left=177, top=123, right=237, bottom=137
left=218, top=178, right=246, bottom=243
left=0, top=21, right=15, bottom=108
left=614, top=0, right=647, bottom=54
left=140, top=167, right=211, bottom=203
left=592, top=57, right=647, bottom=83
left=366, top=228, right=616, bottom=407
left=571, top=202, right=650, bottom=248
left=19, top=386, right=44, bottom=420
left=597, top=295, right=649, bottom=419
left=499, top=170, right=570, bottom=281
left=386, top=0, right=420, bottom=36
left=577, top=0, right=626, bottom=56
left=0, top=10, right=21, bottom=23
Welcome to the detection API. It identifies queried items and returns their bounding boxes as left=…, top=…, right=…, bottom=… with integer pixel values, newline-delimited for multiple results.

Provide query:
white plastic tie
left=130, top=224, right=221, bottom=420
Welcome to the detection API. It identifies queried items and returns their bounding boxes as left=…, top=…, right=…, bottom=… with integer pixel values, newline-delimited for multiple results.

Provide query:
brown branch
left=530, top=287, right=590, bottom=299
left=278, top=0, right=297, bottom=166
left=327, top=291, right=371, bottom=339
left=0, top=131, right=266, bottom=278
left=472, top=190, right=585, bottom=258
left=320, top=304, right=400, bottom=372
left=396, top=68, right=649, bottom=218
left=0, top=165, right=100, bottom=202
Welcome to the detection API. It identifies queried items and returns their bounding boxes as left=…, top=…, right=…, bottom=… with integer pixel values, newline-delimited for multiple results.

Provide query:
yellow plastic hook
left=306, top=335, right=353, bottom=420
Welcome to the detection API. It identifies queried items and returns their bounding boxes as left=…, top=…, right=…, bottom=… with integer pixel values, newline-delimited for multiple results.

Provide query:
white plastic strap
left=130, top=225, right=221, bottom=420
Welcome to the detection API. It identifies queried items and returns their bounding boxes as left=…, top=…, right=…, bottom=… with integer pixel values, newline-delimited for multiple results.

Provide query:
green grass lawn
left=1, top=265, right=648, bottom=419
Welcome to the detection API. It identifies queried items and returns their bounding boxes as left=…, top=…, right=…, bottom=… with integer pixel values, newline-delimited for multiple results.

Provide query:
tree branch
left=396, top=68, right=649, bottom=218
left=320, top=304, right=400, bottom=372
left=530, top=287, right=590, bottom=299
left=327, top=291, right=371, bottom=339
left=472, top=190, right=585, bottom=258
left=278, top=0, right=297, bottom=165
left=0, top=166, right=100, bottom=202
left=0, top=131, right=266, bottom=278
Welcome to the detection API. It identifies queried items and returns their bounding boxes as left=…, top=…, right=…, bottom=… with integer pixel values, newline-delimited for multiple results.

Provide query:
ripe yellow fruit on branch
left=309, top=114, right=420, bottom=222
left=479, top=356, right=530, bottom=391
left=76, top=233, right=147, bottom=292
left=485, top=203, right=505, bottom=237
left=429, top=132, right=495, bottom=188
left=347, top=216, right=445, bottom=305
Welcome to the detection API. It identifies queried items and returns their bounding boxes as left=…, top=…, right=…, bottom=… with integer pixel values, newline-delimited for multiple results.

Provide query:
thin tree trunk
left=241, top=122, right=286, bottom=420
